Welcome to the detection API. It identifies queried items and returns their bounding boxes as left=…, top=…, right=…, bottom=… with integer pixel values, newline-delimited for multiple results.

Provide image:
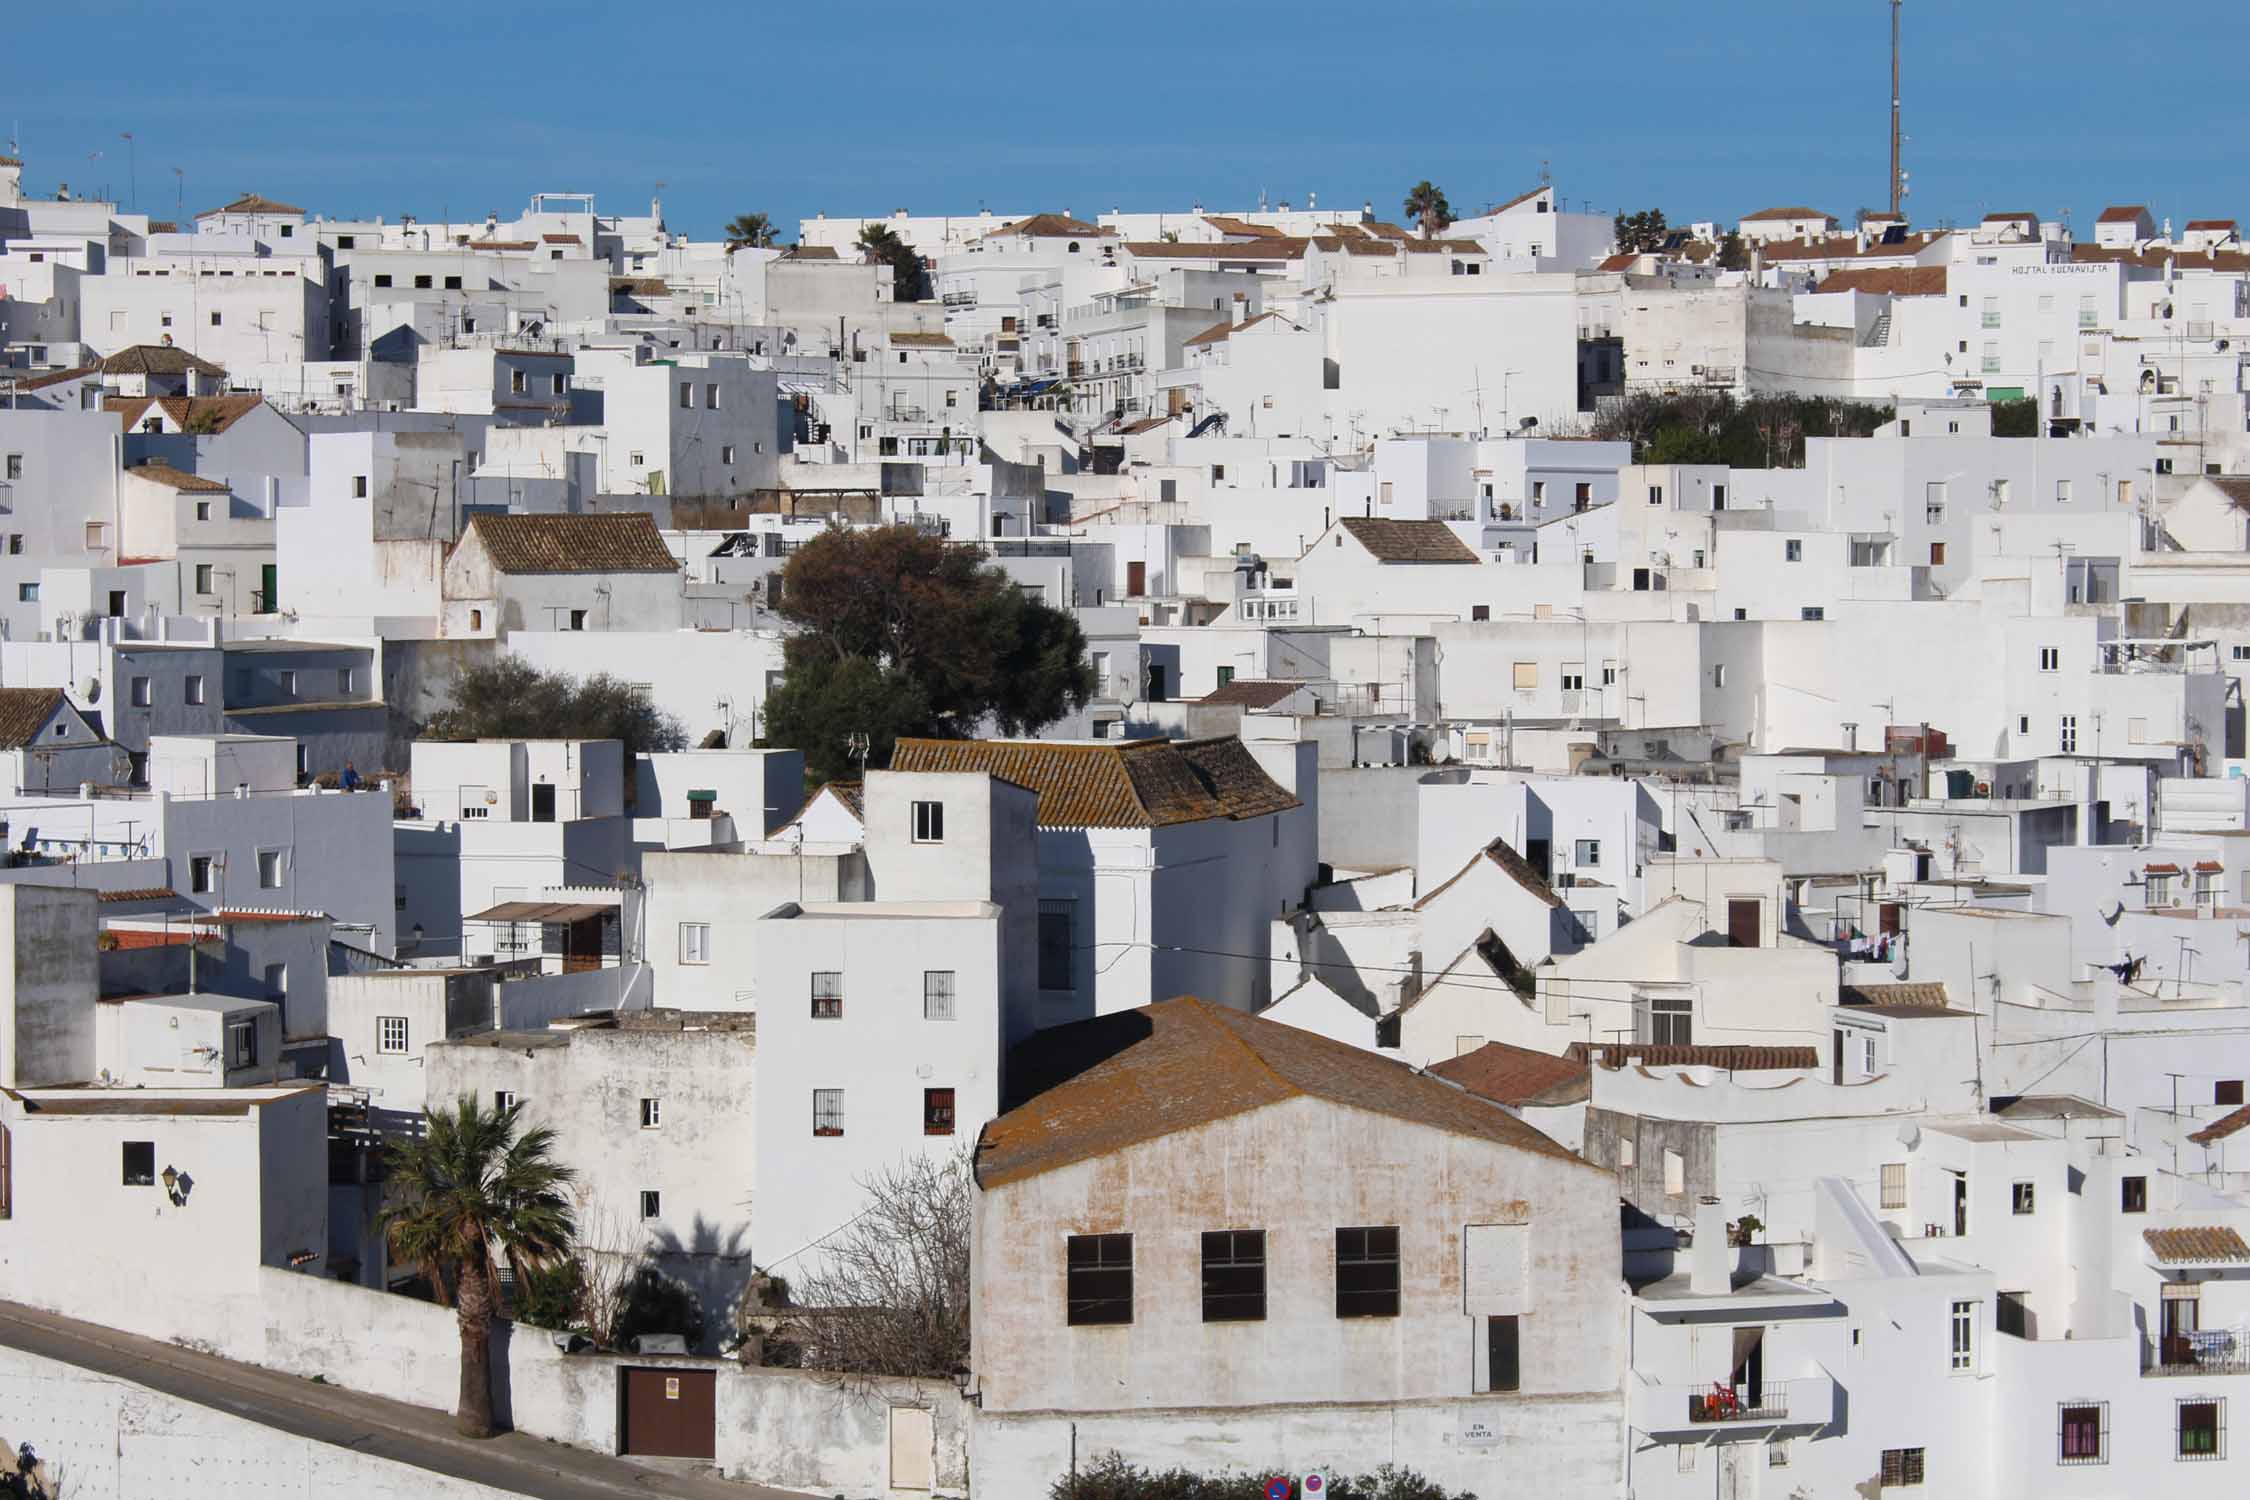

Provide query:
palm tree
left=856, top=223, right=925, bottom=301
left=383, top=1097, right=577, bottom=1438
left=723, top=212, right=777, bottom=251
left=1403, top=180, right=1453, bottom=237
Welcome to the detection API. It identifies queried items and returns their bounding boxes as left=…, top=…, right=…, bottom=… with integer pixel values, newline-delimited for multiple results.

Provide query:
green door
left=259, top=563, right=277, bottom=613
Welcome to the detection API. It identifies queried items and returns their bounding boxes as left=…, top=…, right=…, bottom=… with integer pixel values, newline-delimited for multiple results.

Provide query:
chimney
left=1690, top=1197, right=1731, bottom=1295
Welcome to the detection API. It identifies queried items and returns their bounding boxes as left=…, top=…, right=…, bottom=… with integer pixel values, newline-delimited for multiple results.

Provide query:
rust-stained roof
left=542, top=233, right=582, bottom=245
left=460, top=513, right=679, bottom=575
left=1816, top=266, right=1948, bottom=297
left=1336, top=517, right=1480, bottom=563
left=197, top=193, right=303, bottom=219
left=1755, top=230, right=1946, bottom=264
left=101, top=344, right=225, bottom=377
left=1840, top=982, right=1957, bottom=1017
left=105, top=394, right=267, bottom=435
left=98, top=887, right=180, bottom=904
left=0, top=688, right=70, bottom=749
left=2071, top=243, right=2250, bottom=272
left=1123, top=239, right=1308, bottom=261
left=2189, top=1102, right=2250, bottom=1146
left=2210, top=478, right=2250, bottom=512
left=126, top=460, right=230, bottom=494
left=977, top=995, right=1580, bottom=1188
left=1201, top=215, right=1288, bottom=239
left=889, top=331, right=956, bottom=348
left=1416, top=837, right=1564, bottom=912
left=11, top=364, right=101, bottom=391
left=1429, top=1041, right=1588, bottom=1107
left=2143, top=1226, right=2250, bottom=1264
left=20, top=1096, right=252, bottom=1117
left=1196, top=678, right=1307, bottom=710
left=888, top=735, right=1298, bottom=829
left=1596, top=251, right=1641, bottom=272
left=1569, top=1042, right=1821, bottom=1071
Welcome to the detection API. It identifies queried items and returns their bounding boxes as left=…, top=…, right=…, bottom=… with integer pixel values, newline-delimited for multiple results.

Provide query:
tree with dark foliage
left=423, top=658, right=686, bottom=763
left=1613, top=208, right=1670, bottom=254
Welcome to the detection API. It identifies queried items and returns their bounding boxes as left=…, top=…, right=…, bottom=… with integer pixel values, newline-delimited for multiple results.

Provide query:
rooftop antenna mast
left=1889, top=1, right=1905, bottom=217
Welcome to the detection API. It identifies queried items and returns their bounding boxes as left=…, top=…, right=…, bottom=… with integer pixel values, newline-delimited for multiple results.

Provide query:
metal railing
left=1690, top=1384, right=1790, bottom=1423
left=2146, top=1328, right=2250, bottom=1378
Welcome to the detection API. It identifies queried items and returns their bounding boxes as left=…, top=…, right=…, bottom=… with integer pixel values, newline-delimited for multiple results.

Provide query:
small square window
left=2121, top=1175, right=2148, bottom=1213
left=189, top=854, right=217, bottom=893
left=640, top=1190, right=661, bottom=1220
left=2059, top=1401, right=2107, bottom=1465
left=256, top=849, right=284, bottom=889
left=1574, top=839, right=1601, bottom=867
left=811, top=971, right=843, bottom=1018
left=185, top=675, right=204, bottom=705
left=378, top=1015, right=409, bottom=1053
left=923, top=970, right=956, bottom=1021
left=122, top=1141, right=157, bottom=1186
left=494, top=1090, right=517, bottom=1114
left=1066, top=1233, right=1133, bottom=1325
left=812, top=1088, right=844, bottom=1136
left=911, top=800, right=945, bottom=842
left=2012, top=1181, right=2036, bottom=1215
left=1881, top=1447, right=1925, bottom=1487
left=194, top=501, right=211, bottom=521
left=923, top=1087, right=956, bottom=1136
left=640, top=1098, right=662, bottom=1129
left=1335, top=1226, right=1400, bottom=1317
left=678, top=922, right=711, bottom=964
left=1785, top=539, right=1802, bottom=561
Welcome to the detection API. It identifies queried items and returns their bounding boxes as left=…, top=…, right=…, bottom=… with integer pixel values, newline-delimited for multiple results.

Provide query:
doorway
left=619, top=1367, right=715, bottom=1459
left=1727, top=898, right=1760, bottom=948
left=1951, top=1171, right=1968, bottom=1236
left=531, top=782, right=557, bottom=823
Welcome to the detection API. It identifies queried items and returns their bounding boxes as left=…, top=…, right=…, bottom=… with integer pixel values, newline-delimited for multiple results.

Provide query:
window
left=1951, top=1300, right=1977, bottom=1372
left=492, top=1090, right=518, bottom=1114
left=412, top=274, right=433, bottom=290
left=130, top=676, right=151, bottom=708
left=1485, top=1315, right=1521, bottom=1392
left=278, top=669, right=296, bottom=696
left=1512, top=661, right=1538, bottom=690
left=1881, top=1162, right=1907, bottom=1209
left=1066, top=1233, right=1134, bottom=1325
left=1662, top=1148, right=1685, bottom=1195
left=194, top=564, right=215, bottom=596
left=2059, top=1402, right=2107, bottom=1465
left=2, top=454, right=19, bottom=482
left=911, top=800, right=945, bottom=842
left=15, top=583, right=35, bottom=604
left=256, top=849, right=284, bottom=889
left=1335, top=1226, right=1400, bottom=1317
left=442, top=274, right=462, bottom=290
left=378, top=1016, right=409, bottom=1054
left=185, top=674, right=205, bottom=705
left=705, top=383, right=721, bottom=409
left=810, top=971, right=843, bottom=1019
left=1197, top=1232, right=1269, bottom=1322
left=2219, top=1080, right=2246, bottom=1107
left=2147, top=871, right=2174, bottom=906
left=2178, top=1398, right=2224, bottom=1461
left=373, top=273, right=392, bottom=288
left=551, top=372, right=567, bottom=396
left=640, top=1097, right=662, bottom=1129
left=2121, top=1175, right=2148, bottom=1213
left=923, top=970, right=956, bottom=1021
left=1038, top=899, right=1075, bottom=991
left=1647, top=484, right=1664, bottom=506
left=189, top=855, right=217, bottom=894
left=1650, top=994, right=1693, bottom=1047
left=1574, top=839, right=1601, bottom=867
left=1471, top=605, right=1491, bottom=622
left=2012, top=1181, right=2036, bottom=1215
left=1713, top=664, right=1728, bottom=687
left=1801, top=606, right=1825, bottom=621
left=122, top=1141, right=156, bottom=1186
left=678, top=923, right=711, bottom=964
left=629, top=452, right=644, bottom=467
left=679, top=382, right=693, bottom=409
left=2039, top=646, right=2060, bottom=672
left=1768, top=1438, right=1790, bottom=1469
left=1881, top=1448, right=1925, bottom=1487
left=923, top=1087, right=956, bottom=1136
left=1785, top=539, right=1803, bottom=562
left=721, top=445, right=736, bottom=464
left=567, top=609, right=587, bottom=631
left=210, top=311, right=222, bottom=326
left=640, top=1190, right=661, bottom=1220
left=509, top=368, right=528, bottom=395
left=2059, top=715, right=2078, bottom=753
left=339, top=666, right=357, bottom=697
left=812, top=1088, right=844, bottom=1136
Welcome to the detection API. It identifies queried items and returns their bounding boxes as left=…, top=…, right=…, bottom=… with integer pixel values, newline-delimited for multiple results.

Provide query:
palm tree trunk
left=456, top=1257, right=499, bottom=1438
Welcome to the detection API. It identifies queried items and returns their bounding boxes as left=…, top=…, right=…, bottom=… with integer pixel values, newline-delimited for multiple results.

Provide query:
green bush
left=1051, top=1454, right=1475, bottom=1500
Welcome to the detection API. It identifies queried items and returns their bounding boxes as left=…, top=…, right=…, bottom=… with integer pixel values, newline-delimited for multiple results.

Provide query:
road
left=0, top=1300, right=813, bottom=1500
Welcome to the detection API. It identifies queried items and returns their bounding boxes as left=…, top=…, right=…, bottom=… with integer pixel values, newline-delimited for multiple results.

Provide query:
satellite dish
left=1897, top=1123, right=1921, bottom=1151
left=83, top=677, right=101, bottom=703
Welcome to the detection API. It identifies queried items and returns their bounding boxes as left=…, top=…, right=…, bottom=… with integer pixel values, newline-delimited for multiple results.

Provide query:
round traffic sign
left=1303, top=1475, right=1327, bottom=1495
left=1265, top=1479, right=1292, bottom=1500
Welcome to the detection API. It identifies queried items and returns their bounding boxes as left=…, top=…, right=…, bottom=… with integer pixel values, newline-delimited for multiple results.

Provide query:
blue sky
left=12, top=2, right=2243, bottom=240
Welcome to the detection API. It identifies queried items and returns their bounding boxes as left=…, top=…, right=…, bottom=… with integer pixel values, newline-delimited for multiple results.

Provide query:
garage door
left=620, top=1367, right=716, bottom=1460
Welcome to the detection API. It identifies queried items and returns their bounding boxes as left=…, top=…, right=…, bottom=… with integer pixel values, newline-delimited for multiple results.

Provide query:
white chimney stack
left=1690, top=1197, right=1731, bottom=1294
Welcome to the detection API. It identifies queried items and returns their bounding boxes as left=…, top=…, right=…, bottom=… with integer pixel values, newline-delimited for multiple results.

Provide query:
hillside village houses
left=6, top=143, right=2250, bottom=1496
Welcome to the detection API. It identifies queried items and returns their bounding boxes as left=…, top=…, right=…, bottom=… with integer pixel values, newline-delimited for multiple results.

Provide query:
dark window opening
left=1066, top=1233, right=1133, bottom=1326
left=122, top=1140, right=156, bottom=1186
left=1335, top=1226, right=1400, bottom=1317
left=1200, top=1230, right=1266, bottom=1322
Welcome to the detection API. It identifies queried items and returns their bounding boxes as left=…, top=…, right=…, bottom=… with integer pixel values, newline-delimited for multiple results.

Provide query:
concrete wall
left=1, top=884, right=97, bottom=1087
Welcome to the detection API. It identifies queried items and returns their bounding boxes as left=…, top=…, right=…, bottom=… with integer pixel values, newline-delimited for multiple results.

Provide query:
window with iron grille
left=2177, top=1398, right=2224, bottom=1461
left=923, top=1087, right=956, bottom=1136
left=1880, top=1447, right=1925, bottom=1487
left=1066, top=1233, right=1133, bottom=1325
left=923, top=970, right=956, bottom=1021
left=811, top=1088, right=844, bottom=1136
left=1880, top=1162, right=1907, bottom=1209
left=1335, top=1226, right=1401, bottom=1317
left=811, top=971, right=843, bottom=1019
left=2059, top=1402, right=2108, bottom=1465
left=1200, top=1230, right=1266, bottom=1322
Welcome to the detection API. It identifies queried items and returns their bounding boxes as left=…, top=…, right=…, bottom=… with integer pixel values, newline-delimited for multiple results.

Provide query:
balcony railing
left=1634, top=1375, right=1833, bottom=1437
left=1690, top=1384, right=1789, bottom=1423
left=2146, top=1327, right=2250, bottom=1378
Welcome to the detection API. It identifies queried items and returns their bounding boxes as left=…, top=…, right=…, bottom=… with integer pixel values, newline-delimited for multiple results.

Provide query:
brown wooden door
left=1726, top=898, right=1760, bottom=948
left=1126, top=560, right=1146, bottom=598
left=1879, top=902, right=1902, bottom=935
left=620, top=1367, right=716, bottom=1459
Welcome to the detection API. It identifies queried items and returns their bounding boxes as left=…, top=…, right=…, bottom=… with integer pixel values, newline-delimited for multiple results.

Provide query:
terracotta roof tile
left=2189, top=1102, right=2250, bottom=1146
left=197, top=193, right=304, bottom=219
left=1429, top=1041, right=1588, bottom=1106
left=888, top=735, right=1298, bottom=829
left=1816, top=266, right=1949, bottom=297
left=978, top=996, right=1581, bottom=1188
left=1337, top=517, right=1479, bottom=563
left=1840, top=982, right=1956, bottom=1017
left=1743, top=206, right=1833, bottom=222
left=889, top=332, right=956, bottom=348
left=460, top=513, right=679, bottom=575
left=1756, top=230, right=1946, bottom=263
left=126, top=460, right=229, bottom=494
left=0, top=688, right=70, bottom=749
left=1201, top=216, right=1287, bottom=239
left=101, top=344, right=225, bottom=377
left=1196, top=678, right=1307, bottom=709
left=11, top=364, right=100, bottom=391
left=1415, top=837, right=1564, bottom=912
left=2071, top=243, right=2250, bottom=272
left=1123, top=239, right=1308, bottom=261
left=542, top=233, right=581, bottom=245
left=2097, top=205, right=2150, bottom=224
left=1488, top=185, right=1551, bottom=214
left=981, top=213, right=1112, bottom=241
left=98, top=887, right=180, bottom=904
left=2143, top=1226, right=2250, bottom=1264
left=1569, top=1042, right=1821, bottom=1071
left=2185, top=220, right=2238, bottom=232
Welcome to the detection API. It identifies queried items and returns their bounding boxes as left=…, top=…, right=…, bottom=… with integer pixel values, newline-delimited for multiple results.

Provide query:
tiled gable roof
left=888, top=735, right=1298, bottom=829
left=889, top=331, right=956, bottom=348
left=978, top=996, right=1580, bottom=1188
left=2189, top=1101, right=2250, bottom=1146
left=101, top=345, right=225, bottom=377
left=1122, top=239, right=1308, bottom=261
left=1429, top=1041, right=1588, bottom=1107
left=2143, top=1226, right=2250, bottom=1264
left=1196, top=678, right=1307, bottom=709
left=1755, top=230, right=1946, bottom=263
left=1743, top=205, right=1832, bottom=222
left=1336, top=517, right=1479, bottom=563
left=2097, top=205, right=2150, bottom=224
left=1815, top=266, right=1948, bottom=297
left=1488, top=185, right=1550, bottom=214
left=2185, top=219, right=2238, bottom=232
left=1569, top=1042, right=1821, bottom=1071
left=1840, top=982, right=1957, bottom=1017
left=12, top=364, right=101, bottom=391
left=0, top=688, right=71, bottom=749
left=461, top=513, right=679, bottom=575
left=1415, top=837, right=1564, bottom=912
left=197, top=193, right=304, bottom=218
left=982, top=213, right=1111, bottom=240
left=126, top=460, right=229, bottom=494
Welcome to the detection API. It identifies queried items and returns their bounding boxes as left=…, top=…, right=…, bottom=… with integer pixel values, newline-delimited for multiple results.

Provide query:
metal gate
left=619, top=1366, right=716, bottom=1460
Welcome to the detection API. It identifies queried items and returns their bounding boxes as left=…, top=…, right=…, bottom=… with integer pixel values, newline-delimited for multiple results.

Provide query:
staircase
left=1860, top=310, right=1893, bottom=348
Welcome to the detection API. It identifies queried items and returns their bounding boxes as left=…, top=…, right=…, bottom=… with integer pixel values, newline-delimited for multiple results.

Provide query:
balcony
left=1633, top=1374, right=1834, bottom=1437
left=2146, top=1327, right=2250, bottom=1378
